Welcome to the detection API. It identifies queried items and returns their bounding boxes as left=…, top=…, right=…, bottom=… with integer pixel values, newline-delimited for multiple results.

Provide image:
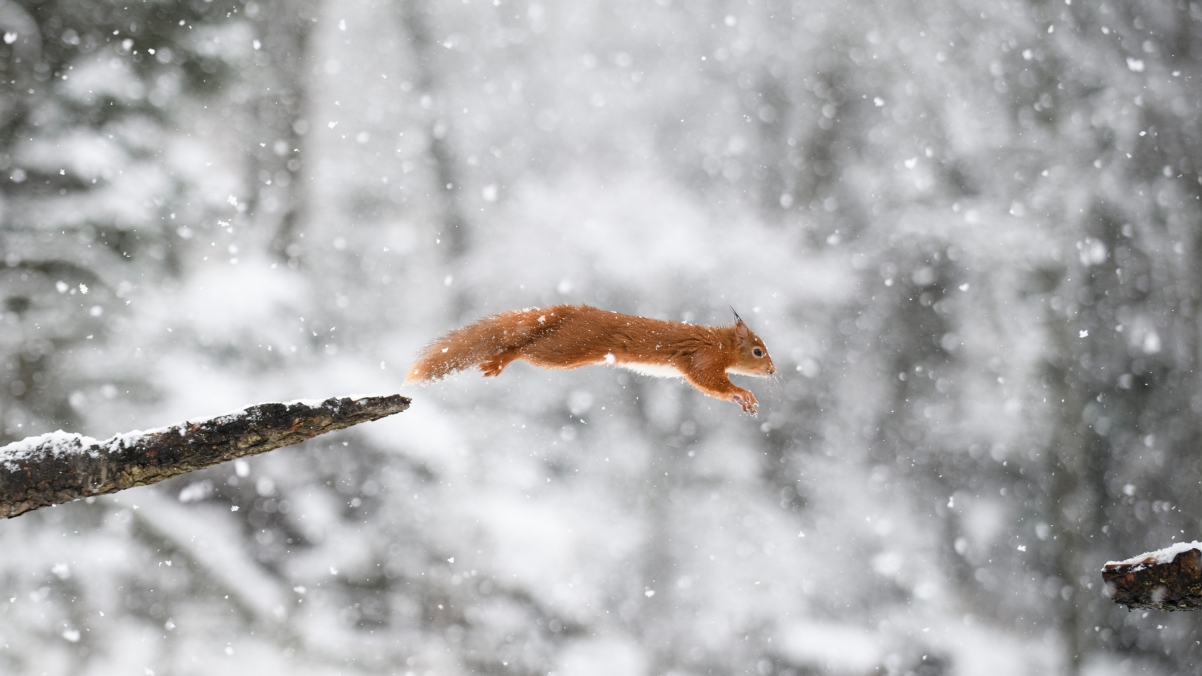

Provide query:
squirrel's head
left=727, top=313, right=776, bottom=377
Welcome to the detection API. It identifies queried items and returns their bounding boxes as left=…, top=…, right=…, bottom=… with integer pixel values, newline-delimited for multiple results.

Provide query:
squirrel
left=405, top=304, right=776, bottom=415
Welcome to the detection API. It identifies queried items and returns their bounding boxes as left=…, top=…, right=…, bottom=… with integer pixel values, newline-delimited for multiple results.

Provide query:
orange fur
left=406, top=305, right=776, bottom=415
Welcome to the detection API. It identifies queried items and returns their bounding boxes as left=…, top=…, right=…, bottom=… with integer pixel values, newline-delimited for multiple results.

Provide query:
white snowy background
left=1, top=0, right=1200, bottom=674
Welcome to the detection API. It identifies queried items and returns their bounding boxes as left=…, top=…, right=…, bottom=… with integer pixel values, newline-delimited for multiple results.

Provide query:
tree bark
left=1102, top=545, right=1202, bottom=611
left=0, top=394, right=410, bottom=518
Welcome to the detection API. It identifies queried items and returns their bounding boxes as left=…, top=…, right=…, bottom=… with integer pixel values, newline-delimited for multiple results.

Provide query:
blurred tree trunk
left=243, top=0, right=321, bottom=268
left=632, top=379, right=686, bottom=675
left=396, top=0, right=469, bottom=263
left=1043, top=317, right=1092, bottom=675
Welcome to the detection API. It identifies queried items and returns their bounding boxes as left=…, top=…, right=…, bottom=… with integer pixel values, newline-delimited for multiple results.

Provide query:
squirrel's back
left=512, top=305, right=727, bottom=366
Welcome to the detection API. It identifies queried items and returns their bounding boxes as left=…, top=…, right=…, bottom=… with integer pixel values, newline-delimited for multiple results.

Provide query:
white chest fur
left=609, top=360, right=686, bottom=379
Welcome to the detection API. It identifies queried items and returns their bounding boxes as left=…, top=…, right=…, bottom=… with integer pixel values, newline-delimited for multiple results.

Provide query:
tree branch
left=1102, top=542, right=1202, bottom=611
left=0, top=394, right=410, bottom=518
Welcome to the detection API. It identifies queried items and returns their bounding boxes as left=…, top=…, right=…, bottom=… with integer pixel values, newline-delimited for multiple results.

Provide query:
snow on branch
left=0, top=395, right=411, bottom=518
left=1102, top=541, right=1202, bottom=611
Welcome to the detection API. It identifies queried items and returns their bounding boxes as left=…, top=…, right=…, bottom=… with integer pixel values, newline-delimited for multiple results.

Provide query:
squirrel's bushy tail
left=405, top=307, right=567, bottom=384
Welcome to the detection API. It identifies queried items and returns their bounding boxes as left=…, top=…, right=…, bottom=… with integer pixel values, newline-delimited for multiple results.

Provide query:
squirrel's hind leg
left=479, top=349, right=521, bottom=377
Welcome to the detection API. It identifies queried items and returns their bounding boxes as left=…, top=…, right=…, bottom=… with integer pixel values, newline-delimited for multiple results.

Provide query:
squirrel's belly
left=613, top=361, right=685, bottom=379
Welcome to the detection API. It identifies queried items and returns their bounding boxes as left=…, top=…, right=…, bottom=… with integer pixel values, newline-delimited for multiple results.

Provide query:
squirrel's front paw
left=730, top=390, right=758, bottom=416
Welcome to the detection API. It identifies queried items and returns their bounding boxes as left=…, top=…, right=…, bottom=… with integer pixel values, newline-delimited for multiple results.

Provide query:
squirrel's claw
left=731, top=390, right=758, bottom=416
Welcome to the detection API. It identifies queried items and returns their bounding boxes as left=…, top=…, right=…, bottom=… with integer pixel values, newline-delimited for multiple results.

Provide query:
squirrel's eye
left=753, top=348, right=764, bottom=357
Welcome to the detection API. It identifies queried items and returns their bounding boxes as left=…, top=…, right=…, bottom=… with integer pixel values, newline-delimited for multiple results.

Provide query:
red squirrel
left=405, top=304, right=776, bottom=415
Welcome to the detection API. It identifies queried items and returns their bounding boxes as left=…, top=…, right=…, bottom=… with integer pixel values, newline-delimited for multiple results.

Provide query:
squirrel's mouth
left=729, top=363, right=777, bottom=377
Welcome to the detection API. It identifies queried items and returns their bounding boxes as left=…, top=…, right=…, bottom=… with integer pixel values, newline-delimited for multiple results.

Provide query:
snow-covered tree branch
left=0, top=395, right=410, bottom=519
left=1102, top=543, right=1202, bottom=612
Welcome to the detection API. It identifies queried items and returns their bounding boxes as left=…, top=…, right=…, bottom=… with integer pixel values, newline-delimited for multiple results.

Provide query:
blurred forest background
left=1, top=0, right=1201, bottom=674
